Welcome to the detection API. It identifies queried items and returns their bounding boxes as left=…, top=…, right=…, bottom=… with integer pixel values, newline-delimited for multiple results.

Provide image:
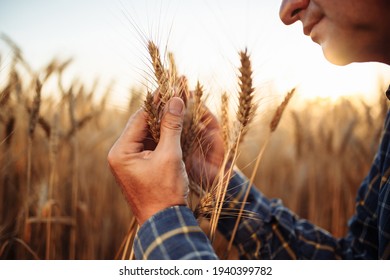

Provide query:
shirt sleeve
left=217, top=110, right=390, bottom=260
left=217, top=169, right=345, bottom=259
left=218, top=161, right=386, bottom=260
left=133, top=205, right=218, bottom=260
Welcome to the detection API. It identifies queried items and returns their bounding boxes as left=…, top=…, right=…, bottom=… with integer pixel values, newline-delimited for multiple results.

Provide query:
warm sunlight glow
left=2, top=0, right=390, bottom=263
left=297, top=62, right=382, bottom=101
left=1, top=0, right=389, bottom=109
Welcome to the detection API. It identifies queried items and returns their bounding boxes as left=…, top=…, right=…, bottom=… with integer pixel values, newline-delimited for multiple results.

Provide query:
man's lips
left=303, top=16, right=323, bottom=36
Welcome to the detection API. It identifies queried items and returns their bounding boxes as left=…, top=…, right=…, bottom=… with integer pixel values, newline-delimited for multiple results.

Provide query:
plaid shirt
left=134, top=106, right=390, bottom=260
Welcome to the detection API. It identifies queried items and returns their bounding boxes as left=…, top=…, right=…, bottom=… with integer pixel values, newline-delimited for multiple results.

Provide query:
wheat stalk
left=225, top=88, right=295, bottom=256
left=5, top=116, right=15, bottom=147
left=0, top=84, right=11, bottom=107
left=28, top=79, right=42, bottom=138
left=291, top=111, right=303, bottom=158
left=114, top=217, right=138, bottom=260
left=67, top=87, right=79, bottom=260
left=45, top=112, right=58, bottom=259
left=25, top=78, right=42, bottom=243
left=1, top=238, right=40, bottom=260
left=65, top=113, right=94, bottom=141
left=208, top=49, right=257, bottom=241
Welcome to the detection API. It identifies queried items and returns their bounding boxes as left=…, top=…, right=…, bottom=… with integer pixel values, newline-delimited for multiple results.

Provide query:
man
left=108, top=0, right=390, bottom=259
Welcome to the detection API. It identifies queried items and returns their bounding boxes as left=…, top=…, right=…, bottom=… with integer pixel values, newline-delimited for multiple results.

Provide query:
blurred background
left=1, top=0, right=390, bottom=259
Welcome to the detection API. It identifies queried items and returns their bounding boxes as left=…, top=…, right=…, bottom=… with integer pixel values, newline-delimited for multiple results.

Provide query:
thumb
left=156, top=97, right=185, bottom=154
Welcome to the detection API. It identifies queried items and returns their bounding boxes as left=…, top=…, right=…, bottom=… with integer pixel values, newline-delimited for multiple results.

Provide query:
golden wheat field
left=0, top=32, right=389, bottom=260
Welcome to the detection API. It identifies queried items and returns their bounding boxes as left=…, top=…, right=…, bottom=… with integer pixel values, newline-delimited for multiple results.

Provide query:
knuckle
left=162, top=116, right=183, bottom=131
left=159, top=151, right=182, bottom=165
left=107, top=148, right=119, bottom=167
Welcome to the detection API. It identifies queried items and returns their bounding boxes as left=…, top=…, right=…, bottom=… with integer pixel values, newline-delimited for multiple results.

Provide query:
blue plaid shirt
left=134, top=102, right=390, bottom=260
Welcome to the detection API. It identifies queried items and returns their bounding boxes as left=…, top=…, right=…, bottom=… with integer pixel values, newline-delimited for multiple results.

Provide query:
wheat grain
left=168, top=52, right=178, bottom=82
left=143, top=91, right=160, bottom=143
left=176, top=76, right=189, bottom=105
left=220, top=92, right=230, bottom=150
left=182, top=82, right=204, bottom=161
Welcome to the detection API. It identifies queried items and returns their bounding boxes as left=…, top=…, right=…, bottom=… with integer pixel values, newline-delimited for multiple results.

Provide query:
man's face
left=279, top=0, right=390, bottom=65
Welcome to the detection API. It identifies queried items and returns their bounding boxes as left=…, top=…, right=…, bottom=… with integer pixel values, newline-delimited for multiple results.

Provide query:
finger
left=201, top=106, right=220, bottom=130
left=116, top=108, right=150, bottom=153
left=156, top=97, right=185, bottom=155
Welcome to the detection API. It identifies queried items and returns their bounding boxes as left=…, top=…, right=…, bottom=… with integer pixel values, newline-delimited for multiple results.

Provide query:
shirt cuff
left=133, top=205, right=218, bottom=260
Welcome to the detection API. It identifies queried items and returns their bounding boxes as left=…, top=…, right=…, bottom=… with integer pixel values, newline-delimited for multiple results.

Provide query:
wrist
left=134, top=201, right=187, bottom=225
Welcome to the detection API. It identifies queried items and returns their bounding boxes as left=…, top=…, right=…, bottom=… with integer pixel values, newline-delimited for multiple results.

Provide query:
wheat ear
left=229, top=49, right=256, bottom=160
left=220, top=92, right=230, bottom=150
left=147, top=41, right=171, bottom=105
left=143, top=91, right=160, bottom=143
left=168, top=52, right=178, bottom=82
left=145, top=41, right=174, bottom=143
left=182, top=81, right=204, bottom=161
left=237, top=48, right=256, bottom=136
left=270, top=88, right=295, bottom=132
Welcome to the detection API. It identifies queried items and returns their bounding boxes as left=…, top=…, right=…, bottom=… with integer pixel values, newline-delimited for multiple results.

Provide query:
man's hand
left=107, top=97, right=189, bottom=225
left=185, top=106, right=227, bottom=188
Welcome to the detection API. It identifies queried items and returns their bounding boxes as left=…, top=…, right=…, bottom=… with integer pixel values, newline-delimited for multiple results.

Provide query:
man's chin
left=322, top=44, right=353, bottom=66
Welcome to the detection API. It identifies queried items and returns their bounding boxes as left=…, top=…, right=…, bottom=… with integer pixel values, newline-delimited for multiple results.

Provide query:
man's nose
left=279, top=0, right=310, bottom=25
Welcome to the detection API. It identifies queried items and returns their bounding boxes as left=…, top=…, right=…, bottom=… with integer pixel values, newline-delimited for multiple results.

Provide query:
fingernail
left=168, top=97, right=184, bottom=116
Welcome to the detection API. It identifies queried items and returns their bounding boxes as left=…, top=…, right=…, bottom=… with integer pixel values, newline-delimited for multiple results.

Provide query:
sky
left=1, top=0, right=390, bottom=109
